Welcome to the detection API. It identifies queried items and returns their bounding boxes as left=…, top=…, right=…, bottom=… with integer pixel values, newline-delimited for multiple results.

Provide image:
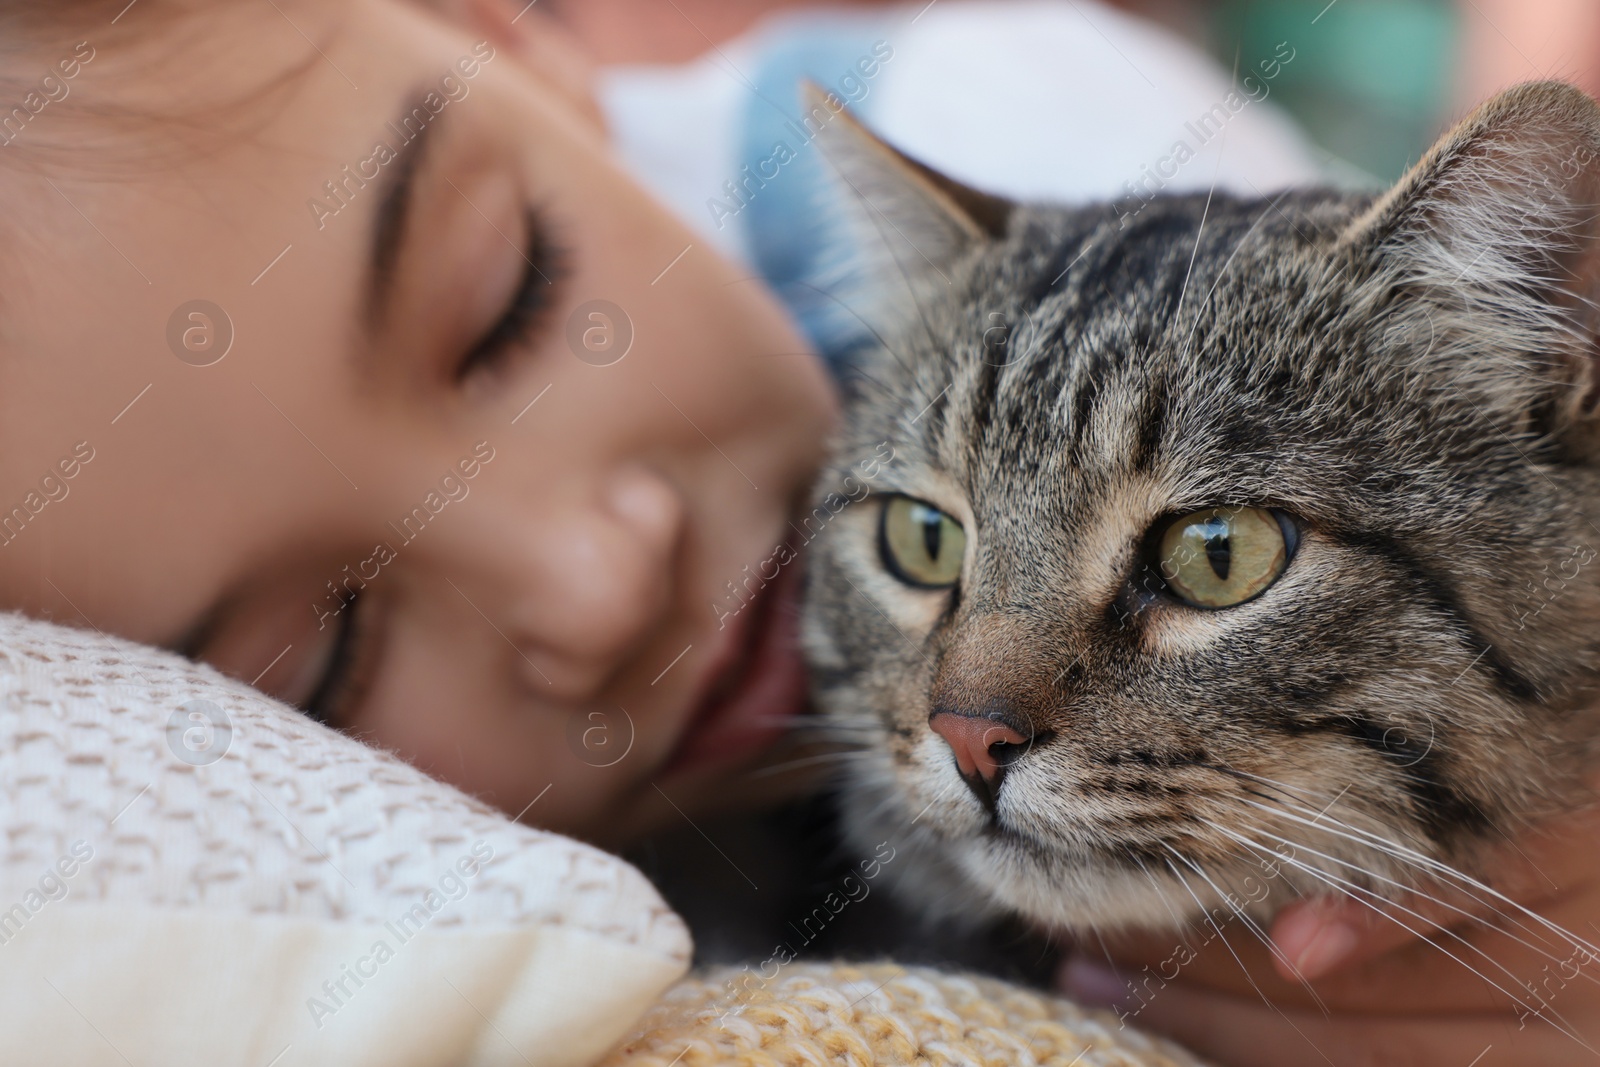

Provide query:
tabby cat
left=801, top=81, right=1600, bottom=984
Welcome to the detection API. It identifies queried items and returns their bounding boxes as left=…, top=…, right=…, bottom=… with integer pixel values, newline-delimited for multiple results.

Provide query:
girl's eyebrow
left=365, top=92, right=441, bottom=327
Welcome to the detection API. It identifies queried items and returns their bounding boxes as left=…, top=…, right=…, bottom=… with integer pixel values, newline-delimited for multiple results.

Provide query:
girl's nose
left=507, top=464, right=685, bottom=696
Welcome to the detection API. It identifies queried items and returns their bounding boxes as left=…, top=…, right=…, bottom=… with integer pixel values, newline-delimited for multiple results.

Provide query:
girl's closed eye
left=300, top=589, right=387, bottom=726
left=180, top=571, right=391, bottom=730
left=455, top=207, right=569, bottom=385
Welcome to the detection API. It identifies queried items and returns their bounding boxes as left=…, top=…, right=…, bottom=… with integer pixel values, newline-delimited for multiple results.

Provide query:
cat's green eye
left=1156, top=506, right=1288, bottom=609
left=880, top=497, right=966, bottom=588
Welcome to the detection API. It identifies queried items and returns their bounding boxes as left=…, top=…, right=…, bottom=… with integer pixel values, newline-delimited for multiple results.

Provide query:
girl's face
left=0, top=0, right=836, bottom=842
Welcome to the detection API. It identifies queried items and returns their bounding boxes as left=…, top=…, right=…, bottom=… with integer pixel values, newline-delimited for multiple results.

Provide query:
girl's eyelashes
left=302, top=590, right=384, bottom=726
left=456, top=207, right=569, bottom=383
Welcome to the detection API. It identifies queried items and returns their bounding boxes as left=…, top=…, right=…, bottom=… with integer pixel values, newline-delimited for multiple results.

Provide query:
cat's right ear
left=1337, top=81, right=1600, bottom=440
left=808, top=84, right=1013, bottom=308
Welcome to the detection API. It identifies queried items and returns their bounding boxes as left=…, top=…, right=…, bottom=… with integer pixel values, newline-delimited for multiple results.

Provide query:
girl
left=0, top=0, right=836, bottom=843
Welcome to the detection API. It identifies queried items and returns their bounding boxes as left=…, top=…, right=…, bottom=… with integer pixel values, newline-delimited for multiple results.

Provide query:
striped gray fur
left=801, top=83, right=1600, bottom=933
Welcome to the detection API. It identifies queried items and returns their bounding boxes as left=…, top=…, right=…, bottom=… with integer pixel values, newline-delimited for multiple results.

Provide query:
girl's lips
left=662, top=560, right=808, bottom=775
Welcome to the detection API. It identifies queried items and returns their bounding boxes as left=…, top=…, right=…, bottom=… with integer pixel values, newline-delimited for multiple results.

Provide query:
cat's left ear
left=1341, top=81, right=1600, bottom=433
left=809, top=84, right=1014, bottom=302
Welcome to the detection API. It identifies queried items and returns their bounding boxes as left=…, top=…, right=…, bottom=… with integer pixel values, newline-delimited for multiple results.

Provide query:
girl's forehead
left=1, top=1, right=548, bottom=150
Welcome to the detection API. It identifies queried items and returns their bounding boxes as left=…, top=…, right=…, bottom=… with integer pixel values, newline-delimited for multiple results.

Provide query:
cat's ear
left=808, top=83, right=1013, bottom=298
left=1341, top=81, right=1600, bottom=434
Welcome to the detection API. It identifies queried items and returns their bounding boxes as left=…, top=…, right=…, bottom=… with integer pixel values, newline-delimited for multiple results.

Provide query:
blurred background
left=1140, top=0, right=1600, bottom=185
left=1139, top=0, right=1458, bottom=183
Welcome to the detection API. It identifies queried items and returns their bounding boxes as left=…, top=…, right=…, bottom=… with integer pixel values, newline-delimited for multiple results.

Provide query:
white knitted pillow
left=0, top=611, right=690, bottom=1067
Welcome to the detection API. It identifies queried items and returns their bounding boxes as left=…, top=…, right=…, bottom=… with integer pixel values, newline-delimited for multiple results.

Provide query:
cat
left=800, top=79, right=1600, bottom=975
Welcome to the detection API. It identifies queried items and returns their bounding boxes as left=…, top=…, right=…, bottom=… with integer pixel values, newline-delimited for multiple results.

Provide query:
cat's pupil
left=921, top=512, right=942, bottom=561
left=1203, top=519, right=1231, bottom=581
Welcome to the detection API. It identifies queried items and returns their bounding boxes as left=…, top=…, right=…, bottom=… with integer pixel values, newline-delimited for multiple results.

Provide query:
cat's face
left=802, top=83, right=1600, bottom=934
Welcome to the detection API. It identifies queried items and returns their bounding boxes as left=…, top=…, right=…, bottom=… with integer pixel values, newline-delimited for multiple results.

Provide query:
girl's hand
left=1060, top=801, right=1600, bottom=1066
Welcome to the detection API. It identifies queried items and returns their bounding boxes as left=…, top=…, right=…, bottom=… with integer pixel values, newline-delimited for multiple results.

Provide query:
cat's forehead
left=882, top=191, right=1378, bottom=513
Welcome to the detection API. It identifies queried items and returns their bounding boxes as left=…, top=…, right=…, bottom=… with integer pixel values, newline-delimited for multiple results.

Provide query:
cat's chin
left=955, top=838, right=1254, bottom=934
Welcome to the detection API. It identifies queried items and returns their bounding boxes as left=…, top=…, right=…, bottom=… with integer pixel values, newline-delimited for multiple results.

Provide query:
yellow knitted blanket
left=599, top=962, right=1210, bottom=1066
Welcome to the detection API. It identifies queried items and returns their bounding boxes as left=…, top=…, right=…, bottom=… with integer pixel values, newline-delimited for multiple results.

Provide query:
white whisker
left=1233, top=793, right=1600, bottom=965
left=1131, top=849, right=1199, bottom=943
left=1214, top=785, right=1561, bottom=947
left=1165, top=839, right=1329, bottom=1016
left=1161, top=850, right=1341, bottom=1067
left=1205, top=818, right=1597, bottom=1038
left=1211, top=822, right=1599, bottom=1053
left=1202, top=810, right=1600, bottom=989
left=745, top=750, right=875, bottom=779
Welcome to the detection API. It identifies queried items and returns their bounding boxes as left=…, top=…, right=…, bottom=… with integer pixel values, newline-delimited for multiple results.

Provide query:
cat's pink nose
left=928, top=712, right=1030, bottom=782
